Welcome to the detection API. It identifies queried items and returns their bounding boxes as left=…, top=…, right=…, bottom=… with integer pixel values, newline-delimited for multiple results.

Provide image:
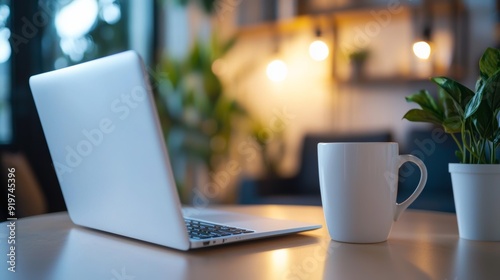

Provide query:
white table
left=1, top=205, right=500, bottom=280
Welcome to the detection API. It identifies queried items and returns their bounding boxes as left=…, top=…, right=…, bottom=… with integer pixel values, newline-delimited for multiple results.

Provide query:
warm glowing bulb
left=266, top=59, right=288, bottom=82
left=413, top=41, right=431, bottom=60
left=309, top=40, right=329, bottom=61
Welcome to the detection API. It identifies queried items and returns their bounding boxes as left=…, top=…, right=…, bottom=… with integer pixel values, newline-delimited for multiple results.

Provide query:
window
left=39, top=0, right=129, bottom=70
left=0, top=0, right=11, bottom=144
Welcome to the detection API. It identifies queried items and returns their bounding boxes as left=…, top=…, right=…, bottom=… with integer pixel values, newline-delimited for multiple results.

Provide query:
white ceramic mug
left=318, top=142, right=427, bottom=243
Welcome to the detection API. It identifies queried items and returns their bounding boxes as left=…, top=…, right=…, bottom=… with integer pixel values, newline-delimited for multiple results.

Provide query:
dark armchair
left=397, top=128, right=458, bottom=212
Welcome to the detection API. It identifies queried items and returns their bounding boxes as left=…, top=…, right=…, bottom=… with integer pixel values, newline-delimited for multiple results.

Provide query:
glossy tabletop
left=1, top=205, right=500, bottom=280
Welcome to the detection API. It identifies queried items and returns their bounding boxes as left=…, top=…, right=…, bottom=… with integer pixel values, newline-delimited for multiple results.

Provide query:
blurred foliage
left=158, top=0, right=288, bottom=181
left=173, top=0, right=218, bottom=14
left=250, top=120, right=286, bottom=177
left=155, top=34, right=246, bottom=177
left=348, top=48, right=370, bottom=62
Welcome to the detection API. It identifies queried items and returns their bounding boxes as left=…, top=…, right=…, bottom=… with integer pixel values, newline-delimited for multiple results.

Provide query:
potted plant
left=349, top=48, right=370, bottom=81
left=403, top=47, right=500, bottom=241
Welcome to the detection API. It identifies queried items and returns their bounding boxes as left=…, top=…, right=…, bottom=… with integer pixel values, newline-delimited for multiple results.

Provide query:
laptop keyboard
left=184, top=219, right=255, bottom=240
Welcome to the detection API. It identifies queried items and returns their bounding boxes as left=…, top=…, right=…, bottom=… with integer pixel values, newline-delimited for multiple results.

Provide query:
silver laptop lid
left=29, top=51, right=190, bottom=250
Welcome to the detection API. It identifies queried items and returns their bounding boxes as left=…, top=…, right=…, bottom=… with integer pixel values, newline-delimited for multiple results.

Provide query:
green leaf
left=479, top=47, right=500, bottom=79
left=442, top=116, right=463, bottom=133
left=475, top=77, right=485, bottom=93
left=483, top=69, right=500, bottom=113
left=200, top=0, right=217, bottom=13
left=471, top=102, right=497, bottom=141
left=439, top=88, right=462, bottom=122
left=431, top=76, right=474, bottom=112
left=464, top=87, right=485, bottom=119
left=467, top=69, right=500, bottom=141
left=402, top=109, right=442, bottom=125
left=405, top=90, right=441, bottom=116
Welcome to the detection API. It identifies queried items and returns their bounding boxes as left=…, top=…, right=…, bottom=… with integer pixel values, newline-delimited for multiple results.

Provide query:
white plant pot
left=449, top=164, right=500, bottom=241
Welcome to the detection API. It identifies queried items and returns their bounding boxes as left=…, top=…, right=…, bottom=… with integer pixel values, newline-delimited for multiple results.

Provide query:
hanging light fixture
left=413, top=26, right=432, bottom=60
left=266, top=32, right=288, bottom=82
left=309, top=25, right=329, bottom=61
left=413, top=1, right=433, bottom=60
left=413, top=41, right=431, bottom=60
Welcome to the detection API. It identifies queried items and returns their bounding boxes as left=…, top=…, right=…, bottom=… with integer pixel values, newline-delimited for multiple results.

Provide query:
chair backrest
left=297, top=132, right=393, bottom=194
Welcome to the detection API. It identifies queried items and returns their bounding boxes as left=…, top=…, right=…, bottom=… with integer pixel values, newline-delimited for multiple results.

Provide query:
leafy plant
left=155, top=33, right=246, bottom=172
left=348, top=49, right=370, bottom=62
left=403, top=47, right=500, bottom=164
left=250, top=120, right=285, bottom=177
left=173, top=0, right=217, bottom=14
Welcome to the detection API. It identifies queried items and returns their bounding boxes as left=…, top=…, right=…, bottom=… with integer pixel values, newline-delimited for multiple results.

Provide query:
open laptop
left=29, top=50, right=321, bottom=251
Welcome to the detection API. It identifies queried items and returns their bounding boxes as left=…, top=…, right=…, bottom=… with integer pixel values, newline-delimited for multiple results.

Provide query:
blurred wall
left=162, top=0, right=496, bottom=177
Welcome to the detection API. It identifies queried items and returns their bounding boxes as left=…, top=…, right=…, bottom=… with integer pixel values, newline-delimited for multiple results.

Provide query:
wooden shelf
left=234, top=0, right=468, bottom=87
left=302, top=0, right=419, bottom=16
left=336, top=76, right=433, bottom=87
left=236, top=1, right=422, bottom=37
left=236, top=16, right=314, bottom=38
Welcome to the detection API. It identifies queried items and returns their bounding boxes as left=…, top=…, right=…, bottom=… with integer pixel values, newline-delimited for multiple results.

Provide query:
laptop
left=29, top=50, right=321, bottom=251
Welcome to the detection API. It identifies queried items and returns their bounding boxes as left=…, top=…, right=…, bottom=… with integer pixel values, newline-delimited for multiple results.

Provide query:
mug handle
left=393, top=154, right=427, bottom=221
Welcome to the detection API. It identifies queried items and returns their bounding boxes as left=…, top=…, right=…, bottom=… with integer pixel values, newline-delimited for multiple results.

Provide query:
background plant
left=348, top=48, right=370, bottom=62
left=250, top=120, right=285, bottom=177
left=155, top=34, right=247, bottom=194
left=404, top=47, right=500, bottom=164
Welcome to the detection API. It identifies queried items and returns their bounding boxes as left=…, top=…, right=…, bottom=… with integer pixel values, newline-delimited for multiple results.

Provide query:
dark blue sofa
left=238, top=129, right=458, bottom=213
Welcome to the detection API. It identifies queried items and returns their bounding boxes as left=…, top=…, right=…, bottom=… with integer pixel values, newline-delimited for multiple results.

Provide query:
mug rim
left=318, top=142, right=398, bottom=145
